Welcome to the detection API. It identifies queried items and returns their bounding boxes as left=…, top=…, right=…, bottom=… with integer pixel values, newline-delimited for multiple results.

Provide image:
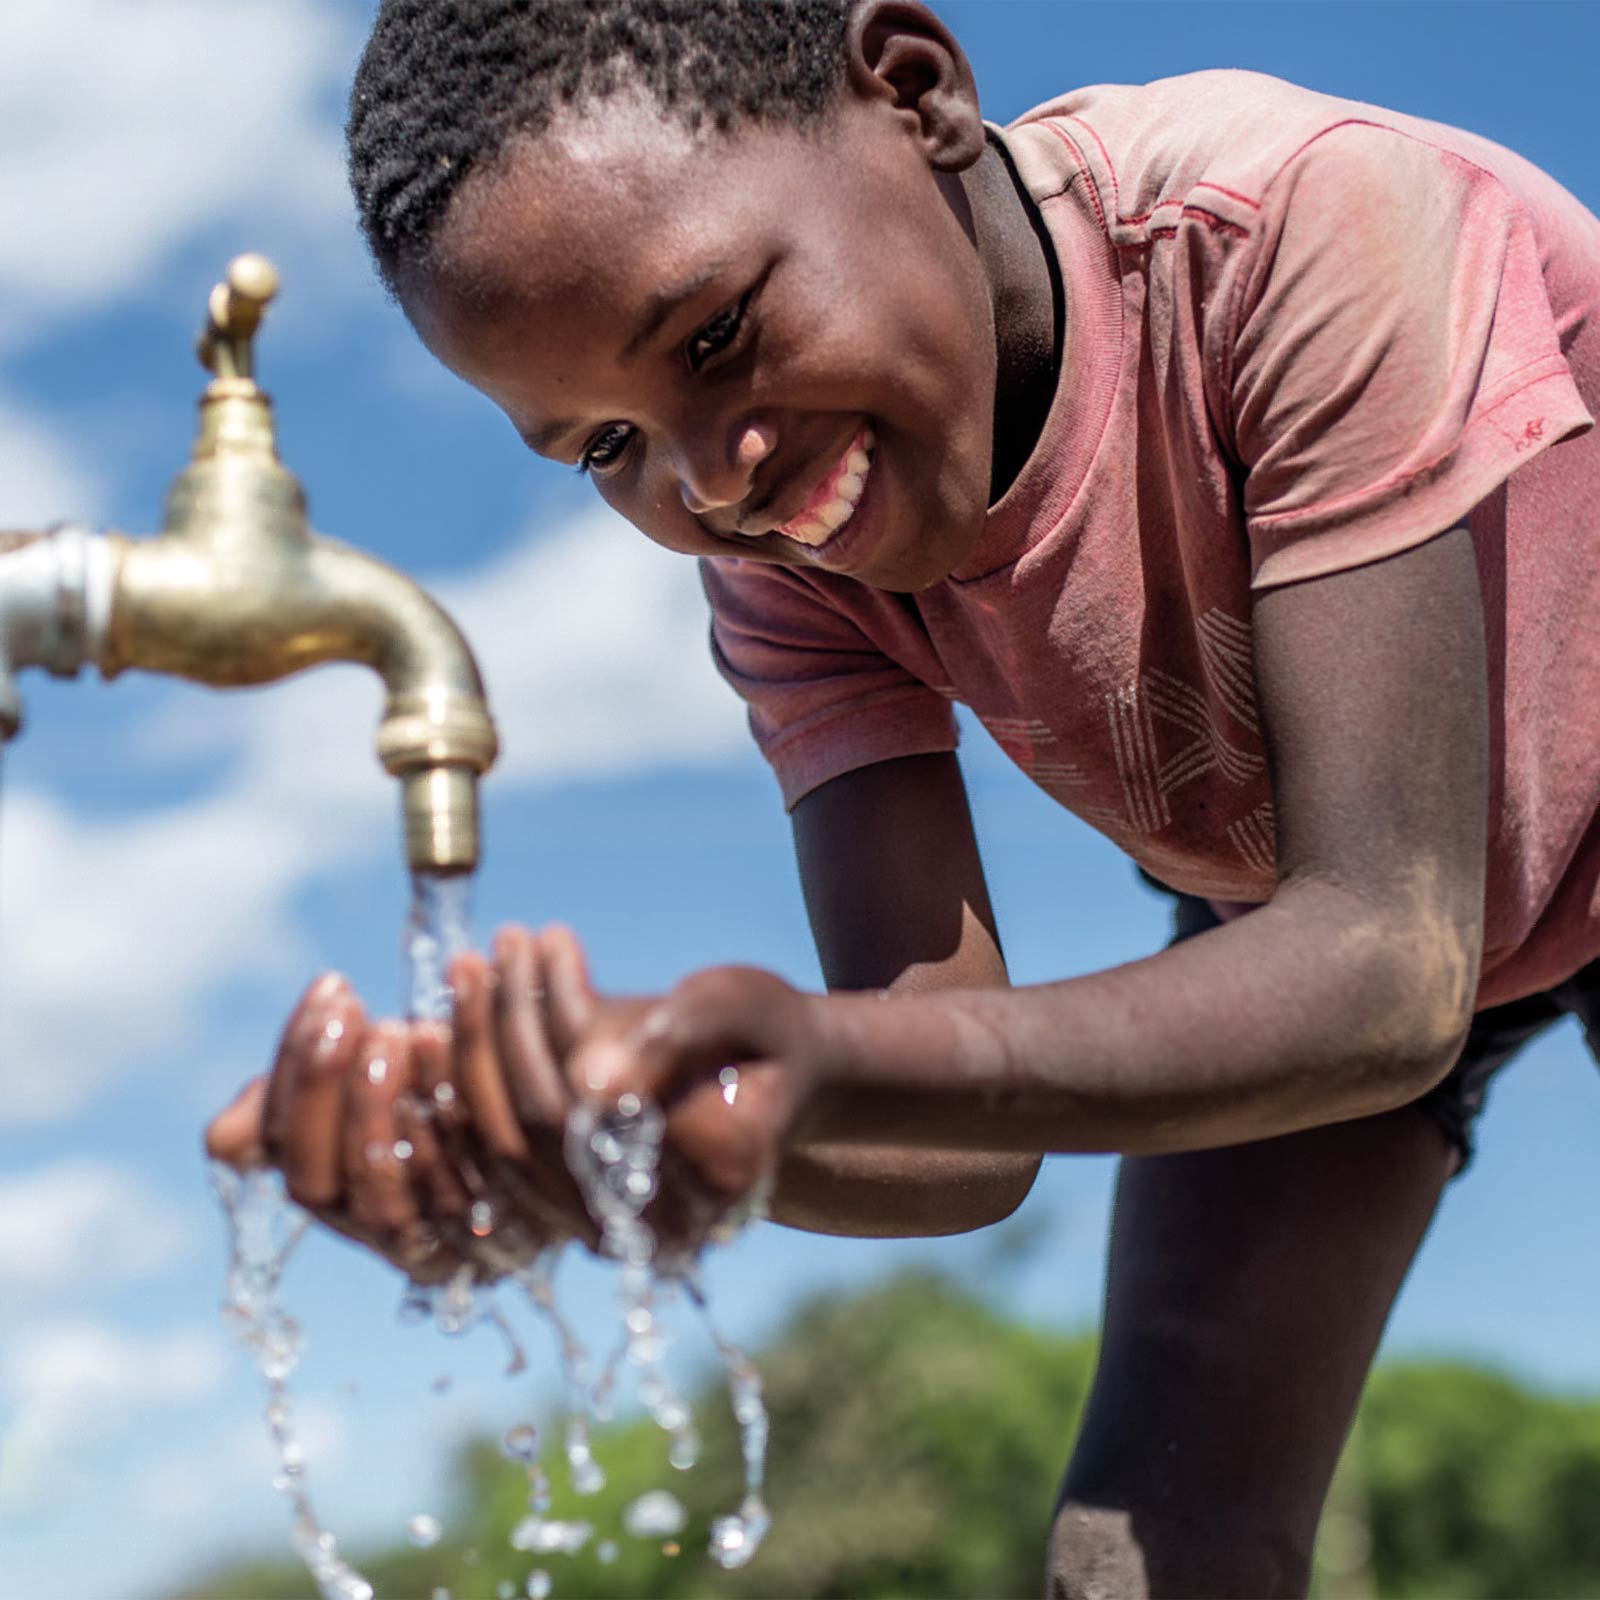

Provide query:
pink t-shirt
left=703, top=70, right=1600, bottom=1010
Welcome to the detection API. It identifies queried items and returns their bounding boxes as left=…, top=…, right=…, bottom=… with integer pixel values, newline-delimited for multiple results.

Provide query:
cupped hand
left=565, top=964, right=824, bottom=1232
left=206, top=975, right=472, bottom=1284
left=205, top=924, right=609, bottom=1284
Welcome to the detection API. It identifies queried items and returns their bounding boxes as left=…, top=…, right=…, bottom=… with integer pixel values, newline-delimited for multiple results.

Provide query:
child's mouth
left=772, top=427, right=875, bottom=546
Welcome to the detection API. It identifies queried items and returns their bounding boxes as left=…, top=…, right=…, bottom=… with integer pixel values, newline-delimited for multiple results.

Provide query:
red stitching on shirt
left=1040, top=121, right=1109, bottom=233
left=1120, top=195, right=1260, bottom=227
left=1063, top=113, right=1122, bottom=213
left=1040, top=121, right=1252, bottom=240
left=1134, top=208, right=1252, bottom=241
left=1192, top=180, right=1262, bottom=210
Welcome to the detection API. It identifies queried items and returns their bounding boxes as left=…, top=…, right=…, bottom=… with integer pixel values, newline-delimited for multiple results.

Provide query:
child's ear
left=846, top=0, right=986, bottom=172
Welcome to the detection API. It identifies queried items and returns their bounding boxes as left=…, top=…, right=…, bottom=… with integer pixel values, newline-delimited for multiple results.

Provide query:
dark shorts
left=1156, top=880, right=1600, bottom=1171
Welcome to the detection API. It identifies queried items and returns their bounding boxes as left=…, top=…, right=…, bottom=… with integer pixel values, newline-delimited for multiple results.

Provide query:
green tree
left=179, top=1274, right=1600, bottom=1600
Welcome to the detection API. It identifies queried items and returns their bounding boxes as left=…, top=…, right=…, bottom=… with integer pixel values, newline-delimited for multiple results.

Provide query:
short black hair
left=348, top=0, right=855, bottom=294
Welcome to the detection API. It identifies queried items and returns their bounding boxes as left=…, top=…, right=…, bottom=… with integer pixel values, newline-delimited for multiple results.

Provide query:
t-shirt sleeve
left=1228, top=121, right=1594, bottom=589
left=700, top=556, right=959, bottom=810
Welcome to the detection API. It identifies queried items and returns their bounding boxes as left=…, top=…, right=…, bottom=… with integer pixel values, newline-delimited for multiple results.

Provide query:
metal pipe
left=0, top=256, right=499, bottom=872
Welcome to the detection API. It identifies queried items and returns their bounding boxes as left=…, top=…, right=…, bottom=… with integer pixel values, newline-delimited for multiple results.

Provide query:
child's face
left=403, top=77, right=999, bottom=592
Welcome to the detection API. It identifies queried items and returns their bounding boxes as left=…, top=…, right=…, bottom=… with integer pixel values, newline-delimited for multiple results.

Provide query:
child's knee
left=1045, top=1502, right=1147, bottom=1600
left=1046, top=1494, right=1313, bottom=1600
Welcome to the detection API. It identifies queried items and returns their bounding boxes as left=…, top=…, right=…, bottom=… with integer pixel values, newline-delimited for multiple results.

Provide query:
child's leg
left=1047, top=1103, right=1458, bottom=1599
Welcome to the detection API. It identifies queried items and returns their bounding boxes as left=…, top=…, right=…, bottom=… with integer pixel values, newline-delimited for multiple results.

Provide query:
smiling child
left=207, top=1, right=1600, bottom=1593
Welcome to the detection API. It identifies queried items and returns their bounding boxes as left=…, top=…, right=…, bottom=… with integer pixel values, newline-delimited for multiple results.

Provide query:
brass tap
left=0, top=255, right=499, bottom=872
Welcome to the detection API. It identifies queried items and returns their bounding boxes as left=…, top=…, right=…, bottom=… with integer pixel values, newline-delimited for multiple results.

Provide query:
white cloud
left=0, top=1159, right=195, bottom=1297
left=0, top=392, right=103, bottom=528
left=0, top=506, right=749, bottom=1124
left=0, top=781, right=324, bottom=1122
left=0, top=1319, right=227, bottom=1508
left=0, top=0, right=362, bottom=334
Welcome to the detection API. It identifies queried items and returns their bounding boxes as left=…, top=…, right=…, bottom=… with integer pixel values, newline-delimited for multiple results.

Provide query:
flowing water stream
left=215, top=868, right=772, bottom=1597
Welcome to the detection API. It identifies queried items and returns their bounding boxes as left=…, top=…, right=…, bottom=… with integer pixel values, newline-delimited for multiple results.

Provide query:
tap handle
left=196, top=253, right=279, bottom=384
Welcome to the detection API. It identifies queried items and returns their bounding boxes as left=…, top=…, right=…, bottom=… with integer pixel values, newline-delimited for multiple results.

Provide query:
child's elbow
left=1350, top=923, right=1479, bottom=1115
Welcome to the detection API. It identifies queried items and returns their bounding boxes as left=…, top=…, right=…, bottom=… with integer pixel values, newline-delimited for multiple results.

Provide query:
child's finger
left=261, top=976, right=361, bottom=1156
left=405, top=1019, right=476, bottom=1231
left=342, top=1023, right=425, bottom=1244
left=541, top=924, right=600, bottom=1057
left=452, top=951, right=531, bottom=1163
left=267, top=979, right=365, bottom=1210
left=205, top=1077, right=269, bottom=1169
left=495, top=927, right=568, bottom=1129
left=482, top=930, right=607, bottom=1246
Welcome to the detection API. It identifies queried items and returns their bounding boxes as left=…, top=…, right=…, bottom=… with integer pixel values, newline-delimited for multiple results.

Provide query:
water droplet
left=511, top=1518, right=592, bottom=1555
left=624, top=1168, right=652, bottom=1198
left=708, top=1502, right=771, bottom=1570
left=397, top=1286, right=433, bottom=1324
left=624, top=1305, right=652, bottom=1336
left=366, top=1054, right=388, bottom=1085
left=719, top=1065, right=740, bottom=1105
left=407, top=1513, right=441, bottom=1548
left=525, top=1573, right=552, bottom=1600
left=433, top=1082, right=457, bottom=1111
left=502, top=1423, right=539, bottom=1462
left=625, top=1331, right=665, bottom=1366
left=597, top=1539, right=618, bottom=1565
left=623, top=1489, right=687, bottom=1539
left=667, top=1429, right=700, bottom=1471
left=497, top=1584, right=516, bottom=1600
left=392, top=1138, right=414, bottom=1162
left=469, top=1199, right=496, bottom=1237
left=570, top=1458, right=605, bottom=1496
left=617, top=1091, right=642, bottom=1117
left=363, top=1140, right=389, bottom=1166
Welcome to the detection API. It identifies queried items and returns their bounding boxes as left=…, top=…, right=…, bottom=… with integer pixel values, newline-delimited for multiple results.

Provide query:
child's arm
left=573, top=520, right=1488, bottom=1164
left=766, top=750, right=1041, bottom=1236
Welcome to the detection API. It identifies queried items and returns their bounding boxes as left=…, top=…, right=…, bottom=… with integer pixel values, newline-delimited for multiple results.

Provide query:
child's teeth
left=775, top=426, right=875, bottom=544
left=818, top=498, right=853, bottom=531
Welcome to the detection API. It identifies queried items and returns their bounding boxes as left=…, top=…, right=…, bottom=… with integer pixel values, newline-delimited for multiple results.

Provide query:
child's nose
left=678, top=421, right=777, bottom=517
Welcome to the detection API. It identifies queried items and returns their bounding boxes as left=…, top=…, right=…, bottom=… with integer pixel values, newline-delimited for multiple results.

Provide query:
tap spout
left=102, top=516, right=499, bottom=873
left=0, top=255, right=499, bottom=873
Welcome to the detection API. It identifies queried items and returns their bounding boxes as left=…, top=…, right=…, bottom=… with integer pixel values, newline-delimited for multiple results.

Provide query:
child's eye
left=686, top=294, right=750, bottom=372
left=578, top=422, right=635, bottom=475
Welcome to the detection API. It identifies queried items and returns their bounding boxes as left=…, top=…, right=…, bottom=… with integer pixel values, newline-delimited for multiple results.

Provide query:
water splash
left=512, top=1258, right=605, bottom=1495
left=212, top=1164, right=374, bottom=1600
left=218, top=870, right=779, bottom=1595
left=563, top=1092, right=773, bottom=1567
left=563, top=1097, right=700, bottom=1470
left=690, top=1277, right=772, bottom=1570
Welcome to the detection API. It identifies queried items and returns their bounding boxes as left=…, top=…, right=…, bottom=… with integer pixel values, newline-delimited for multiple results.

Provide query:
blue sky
left=3, top=2, right=1599, bottom=1596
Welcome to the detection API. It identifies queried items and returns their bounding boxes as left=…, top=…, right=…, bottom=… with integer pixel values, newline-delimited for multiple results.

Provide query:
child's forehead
left=532, top=82, right=704, bottom=176
left=447, top=99, right=850, bottom=304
